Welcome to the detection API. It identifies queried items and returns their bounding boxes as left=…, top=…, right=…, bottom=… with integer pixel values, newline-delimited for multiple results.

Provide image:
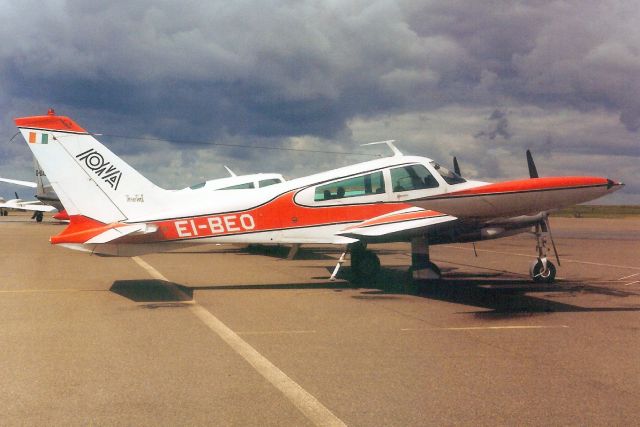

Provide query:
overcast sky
left=1, top=0, right=638, bottom=204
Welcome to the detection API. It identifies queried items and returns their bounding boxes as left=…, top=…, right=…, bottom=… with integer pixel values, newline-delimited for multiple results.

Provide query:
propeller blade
left=14, top=191, right=19, bottom=200
left=526, top=149, right=539, bottom=178
left=453, top=156, right=461, bottom=176
left=544, top=215, right=561, bottom=266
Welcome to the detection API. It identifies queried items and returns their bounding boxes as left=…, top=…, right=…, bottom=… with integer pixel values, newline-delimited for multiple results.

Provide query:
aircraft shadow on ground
left=110, top=267, right=640, bottom=315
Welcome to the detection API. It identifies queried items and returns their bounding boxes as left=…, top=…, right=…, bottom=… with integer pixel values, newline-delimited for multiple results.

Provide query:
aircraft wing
left=0, top=201, right=57, bottom=212
left=335, top=207, right=457, bottom=241
left=0, top=177, right=37, bottom=188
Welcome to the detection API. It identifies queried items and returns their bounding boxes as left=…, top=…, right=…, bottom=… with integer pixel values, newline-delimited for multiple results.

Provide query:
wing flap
left=336, top=207, right=457, bottom=240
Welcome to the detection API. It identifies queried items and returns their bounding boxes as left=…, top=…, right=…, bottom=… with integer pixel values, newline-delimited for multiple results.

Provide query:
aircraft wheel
left=530, top=259, right=556, bottom=283
left=351, top=250, right=380, bottom=284
left=35, top=212, right=44, bottom=222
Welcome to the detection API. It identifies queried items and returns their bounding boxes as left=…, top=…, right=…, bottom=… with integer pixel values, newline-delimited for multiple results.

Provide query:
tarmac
left=1, top=212, right=639, bottom=426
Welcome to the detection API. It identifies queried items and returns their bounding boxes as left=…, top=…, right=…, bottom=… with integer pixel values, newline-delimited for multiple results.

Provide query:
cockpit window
left=430, top=161, right=466, bottom=185
left=390, top=164, right=439, bottom=192
left=314, top=171, right=385, bottom=201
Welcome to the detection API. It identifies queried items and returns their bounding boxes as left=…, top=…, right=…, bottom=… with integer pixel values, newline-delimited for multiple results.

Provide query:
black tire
left=351, top=250, right=381, bottom=284
left=530, top=259, right=556, bottom=283
left=35, top=212, right=44, bottom=223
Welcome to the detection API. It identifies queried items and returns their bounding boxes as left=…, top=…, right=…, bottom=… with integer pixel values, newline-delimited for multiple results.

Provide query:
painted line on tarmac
left=131, top=256, right=346, bottom=427
left=443, top=246, right=640, bottom=270
left=401, top=325, right=569, bottom=331
left=619, top=273, right=640, bottom=280
left=238, top=330, right=317, bottom=335
left=624, top=280, right=639, bottom=286
left=0, top=289, right=103, bottom=293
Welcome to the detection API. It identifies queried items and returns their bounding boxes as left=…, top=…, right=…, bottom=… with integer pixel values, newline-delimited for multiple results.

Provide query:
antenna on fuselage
left=223, top=165, right=237, bottom=177
left=361, top=140, right=403, bottom=157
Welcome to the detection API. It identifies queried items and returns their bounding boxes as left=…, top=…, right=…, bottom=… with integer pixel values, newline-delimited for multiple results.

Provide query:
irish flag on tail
left=28, top=131, right=50, bottom=144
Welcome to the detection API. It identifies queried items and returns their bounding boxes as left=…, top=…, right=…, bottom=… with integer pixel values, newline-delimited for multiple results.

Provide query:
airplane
left=0, top=190, right=57, bottom=219
left=184, top=167, right=285, bottom=191
left=14, top=110, right=624, bottom=284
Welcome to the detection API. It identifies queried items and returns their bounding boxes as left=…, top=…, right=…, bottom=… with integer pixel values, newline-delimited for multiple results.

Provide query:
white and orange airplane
left=15, top=110, right=623, bottom=283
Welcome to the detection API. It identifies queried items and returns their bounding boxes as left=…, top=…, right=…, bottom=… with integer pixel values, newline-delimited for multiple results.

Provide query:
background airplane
left=0, top=190, right=57, bottom=220
left=15, top=111, right=623, bottom=283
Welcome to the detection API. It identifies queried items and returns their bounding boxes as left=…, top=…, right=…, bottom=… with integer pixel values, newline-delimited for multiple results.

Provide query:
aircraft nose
left=607, top=179, right=624, bottom=190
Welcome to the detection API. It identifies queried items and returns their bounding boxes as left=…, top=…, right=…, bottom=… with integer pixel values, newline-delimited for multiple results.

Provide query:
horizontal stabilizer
left=85, top=223, right=158, bottom=244
left=50, top=215, right=157, bottom=245
left=336, top=207, right=457, bottom=240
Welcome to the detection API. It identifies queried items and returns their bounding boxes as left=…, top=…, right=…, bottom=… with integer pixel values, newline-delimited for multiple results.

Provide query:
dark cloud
left=474, top=109, right=512, bottom=140
left=1, top=1, right=638, bottom=203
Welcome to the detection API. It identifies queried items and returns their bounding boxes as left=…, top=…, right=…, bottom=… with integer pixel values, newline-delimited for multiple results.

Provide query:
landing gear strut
left=410, top=236, right=441, bottom=281
left=529, top=220, right=558, bottom=283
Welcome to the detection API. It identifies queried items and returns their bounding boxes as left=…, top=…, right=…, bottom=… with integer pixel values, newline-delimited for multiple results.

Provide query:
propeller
left=453, top=156, right=461, bottom=176
left=526, top=149, right=539, bottom=178
left=14, top=191, right=19, bottom=200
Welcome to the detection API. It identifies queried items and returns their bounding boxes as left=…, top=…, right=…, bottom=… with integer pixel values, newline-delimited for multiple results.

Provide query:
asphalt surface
left=1, top=213, right=639, bottom=426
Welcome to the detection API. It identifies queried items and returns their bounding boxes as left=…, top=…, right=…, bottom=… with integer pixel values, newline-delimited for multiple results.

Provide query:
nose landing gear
left=530, top=218, right=560, bottom=283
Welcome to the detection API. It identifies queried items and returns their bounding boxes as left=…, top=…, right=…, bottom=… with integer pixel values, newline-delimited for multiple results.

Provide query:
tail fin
left=15, top=111, right=168, bottom=223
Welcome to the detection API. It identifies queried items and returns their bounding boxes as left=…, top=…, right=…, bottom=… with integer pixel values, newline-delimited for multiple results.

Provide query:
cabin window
left=189, top=182, right=206, bottom=189
left=219, top=182, right=255, bottom=190
left=390, top=164, right=439, bottom=192
left=314, top=171, right=385, bottom=201
left=259, top=178, right=282, bottom=187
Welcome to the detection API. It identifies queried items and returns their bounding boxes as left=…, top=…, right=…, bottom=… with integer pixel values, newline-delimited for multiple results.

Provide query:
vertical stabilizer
left=15, top=111, right=168, bottom=224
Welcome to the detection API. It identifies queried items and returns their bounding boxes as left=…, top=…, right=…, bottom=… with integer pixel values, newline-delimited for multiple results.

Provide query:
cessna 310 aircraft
left=15, top=110, right=623, bottom=283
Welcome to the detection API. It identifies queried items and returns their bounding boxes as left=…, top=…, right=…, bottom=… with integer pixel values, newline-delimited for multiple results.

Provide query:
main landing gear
left=529, top=219, right=560, bottom=283
left=349, top=243, right=381, bottom=283
left=329, top=242, right=381, bottom=283
left=330, top=237, right=442, bottom=285
left=409, top=236, right=441, bottom=281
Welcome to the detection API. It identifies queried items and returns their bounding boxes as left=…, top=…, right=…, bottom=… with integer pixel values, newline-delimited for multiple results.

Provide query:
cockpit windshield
left=430, top=161, right=466, bottom=185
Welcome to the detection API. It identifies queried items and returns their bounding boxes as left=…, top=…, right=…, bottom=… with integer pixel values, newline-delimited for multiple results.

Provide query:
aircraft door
left=390, top=164, right=441, bottom=201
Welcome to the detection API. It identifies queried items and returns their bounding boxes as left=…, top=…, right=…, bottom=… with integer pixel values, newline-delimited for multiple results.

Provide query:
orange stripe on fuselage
left=445, top=176, right=609, bottom=198
left=150, top=191, right=413, bottom=242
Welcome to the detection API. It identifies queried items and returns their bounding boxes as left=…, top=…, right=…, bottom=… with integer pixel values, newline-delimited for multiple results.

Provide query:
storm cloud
left=1, top=0, right=638, bottom=203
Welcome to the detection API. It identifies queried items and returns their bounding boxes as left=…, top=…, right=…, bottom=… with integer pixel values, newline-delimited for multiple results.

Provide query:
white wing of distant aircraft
left=15, top=110, right=624, bottom=283
left=0, top=177, right=37, bottom=188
